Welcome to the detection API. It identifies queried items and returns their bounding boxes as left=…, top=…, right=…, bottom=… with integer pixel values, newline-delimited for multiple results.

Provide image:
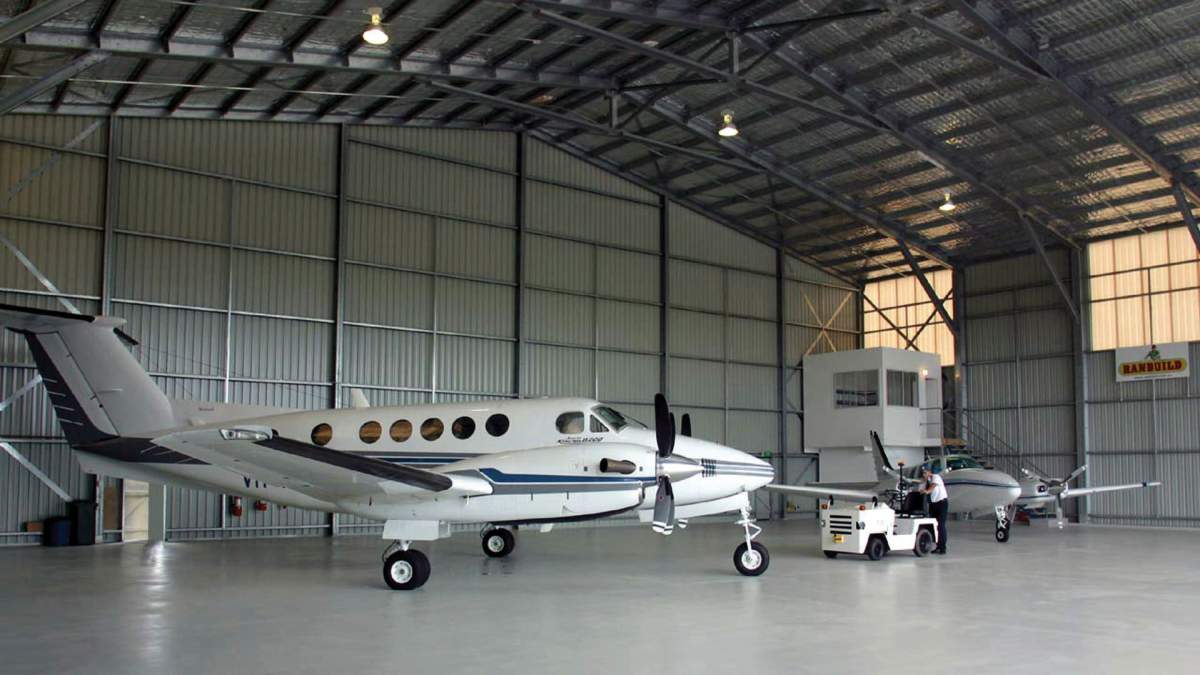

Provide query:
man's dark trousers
left=930, top=499, right=948, bottom=553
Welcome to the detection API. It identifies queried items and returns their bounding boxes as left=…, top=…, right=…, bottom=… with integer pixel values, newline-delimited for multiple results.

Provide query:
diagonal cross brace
left=897, top=240, right=958, bottom=335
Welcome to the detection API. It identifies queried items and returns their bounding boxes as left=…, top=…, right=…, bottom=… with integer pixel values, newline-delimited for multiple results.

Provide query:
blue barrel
left=42, top=516, right=71, bottom=547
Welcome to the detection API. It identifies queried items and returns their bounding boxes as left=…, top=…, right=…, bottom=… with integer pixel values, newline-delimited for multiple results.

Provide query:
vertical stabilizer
left=1, top=303, right=175, bottom=444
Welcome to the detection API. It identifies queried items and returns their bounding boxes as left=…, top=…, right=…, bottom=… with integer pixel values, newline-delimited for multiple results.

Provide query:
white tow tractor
left=820, top=501, right=939, bottom=561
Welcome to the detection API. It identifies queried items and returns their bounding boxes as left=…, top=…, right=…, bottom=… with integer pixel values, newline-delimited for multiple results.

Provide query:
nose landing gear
left=994, top=504, right=1013, bottom=543
left=732, top=506, right=769, bottom=576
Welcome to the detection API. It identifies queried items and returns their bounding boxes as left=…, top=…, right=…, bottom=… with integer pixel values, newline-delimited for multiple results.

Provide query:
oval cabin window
left=359, top=421, right=382, bottom=444
left=421, top=418, right=444, bottom=441
left=390, top=419, right=412, bottom=442
left=485, top=414, right=509, bottom=437
left=452, top=416, right=475, bottom=439
left=311, top=423, right=332, bottom=446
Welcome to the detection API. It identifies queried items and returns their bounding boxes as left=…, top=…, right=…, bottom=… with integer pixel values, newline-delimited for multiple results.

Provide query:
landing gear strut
left=481, top=527, right=516, bottom=558
left=994, top=505, right=1012, bottom=544
left=732, top=506, right=769, bottom=576
left=383, top=540, right=431, bottom=590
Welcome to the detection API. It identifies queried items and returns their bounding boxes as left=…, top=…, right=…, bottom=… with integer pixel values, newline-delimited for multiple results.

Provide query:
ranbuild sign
left=1115, top=342, right=1190, bottom=382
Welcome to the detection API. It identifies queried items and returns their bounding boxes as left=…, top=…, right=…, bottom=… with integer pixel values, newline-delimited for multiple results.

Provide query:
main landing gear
left=481, top=526, right=516, bottom=558
left=994, top=505, right=1013, bottom=543
left=383, top=540, right=431, bottom=590
left=732, top=506, right=770, bottom=576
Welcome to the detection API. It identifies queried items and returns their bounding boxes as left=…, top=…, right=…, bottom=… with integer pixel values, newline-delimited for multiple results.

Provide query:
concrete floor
left=2, top=519, right=1198, bottom=675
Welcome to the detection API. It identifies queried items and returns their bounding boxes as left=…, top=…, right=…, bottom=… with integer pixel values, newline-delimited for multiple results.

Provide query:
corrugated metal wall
left=1, top=116, right=859, bottom=543
left=961, top=251, right=1080, bottom=492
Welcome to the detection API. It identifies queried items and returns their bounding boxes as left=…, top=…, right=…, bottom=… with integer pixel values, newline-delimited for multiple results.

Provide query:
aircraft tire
left=734, top=542, right=770, bottom=576
left=384, top=549, right=431, bottom=590
left=482, top=528, right=516, bottom=558
left=995, top=526, right=1010, bottom=544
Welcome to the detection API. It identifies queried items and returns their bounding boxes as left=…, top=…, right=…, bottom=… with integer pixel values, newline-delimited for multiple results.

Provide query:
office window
left=886, top=370, right=918, bottom=407
left=834, top=370, right=879, bottom=408
left=1087, top=227, right=1200, bottom=351
left=863, top=269, right=955, bottom=365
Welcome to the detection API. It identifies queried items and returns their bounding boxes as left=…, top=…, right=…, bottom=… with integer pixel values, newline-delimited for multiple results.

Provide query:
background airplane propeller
left=1023, top=465, right=1088, bottom=526
left=680, top=413, right=692, bottom=438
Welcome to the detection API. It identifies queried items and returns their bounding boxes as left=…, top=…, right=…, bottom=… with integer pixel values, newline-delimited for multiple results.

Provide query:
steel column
left=1070, top=248, right=1091, bottom=523
left=659, top=194, right=669, bottom=397
left=514, top=132, right=525, bottom=398
left=775, top=248, right=786, bottom=519
left=0, top=50, right=109, bottom=116
left=332, top=123, right=347, bottom=408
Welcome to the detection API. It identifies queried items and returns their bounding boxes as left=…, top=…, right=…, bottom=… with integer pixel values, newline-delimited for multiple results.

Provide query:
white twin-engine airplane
left=770, top=431, right=1160, bottom=542
left=2, top=304, right=775, bottom=590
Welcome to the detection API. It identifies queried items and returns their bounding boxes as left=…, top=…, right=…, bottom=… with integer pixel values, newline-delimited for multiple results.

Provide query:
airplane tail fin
left=1, top=303, right=175, bottom=445
left=869, top=430, right=898, bottom=481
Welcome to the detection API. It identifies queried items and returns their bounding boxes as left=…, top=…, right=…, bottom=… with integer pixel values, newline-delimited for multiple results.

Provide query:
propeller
left=680, top=413, right=692, bottom=438
left=1022, top=465, right=1087, bottom=528
left=650, top=393, right=700, bottom=536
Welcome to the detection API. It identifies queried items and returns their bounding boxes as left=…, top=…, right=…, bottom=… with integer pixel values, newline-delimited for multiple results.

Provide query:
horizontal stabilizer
left=765, top=483, right=879, bottom=501
left=1060, top=481, right=1162, bottom=500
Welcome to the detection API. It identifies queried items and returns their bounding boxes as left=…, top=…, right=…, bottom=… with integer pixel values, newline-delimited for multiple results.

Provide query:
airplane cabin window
left=359, top=421, right=382, bottom=444
left=311, top=423, right=332, bottom=446
left=556, top=411, right=585, bottom=435
left=590, top=416, right=608, bottom=433
left=452, top=416, right=475, bottom=440
left=390, top=419, right=412, bottom=442
left=421, top=418, right=444, bottom=441
left=485, top=413, right=510, bottom=437
left=592, top=406, right=645, bottom=431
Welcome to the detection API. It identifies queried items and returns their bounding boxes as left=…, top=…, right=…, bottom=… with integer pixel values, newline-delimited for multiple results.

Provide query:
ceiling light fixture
left=938, top=192, right=956, bottom=212
left=362, top=6, right=389, bottom=46
left=718, top=110, right=738, bottom=137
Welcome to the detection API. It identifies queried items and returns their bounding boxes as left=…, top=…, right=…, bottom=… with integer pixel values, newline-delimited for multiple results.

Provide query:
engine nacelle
left=599, top=458, right=637, bottom=474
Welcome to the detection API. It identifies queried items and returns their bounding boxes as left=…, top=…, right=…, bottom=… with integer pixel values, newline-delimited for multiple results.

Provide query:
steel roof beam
left=15, top=31, right=616, bottom=91
left=626, top=91, right=955, bottom=267
left=314, top=72, right=375, bottom=118
left=502, top=0, right=731, bottom=31
left=217, top=66, right=270, bottom=116
left=510, top=3, right=882, bottom=133
left=945, top=0, right=1200, bottom=209
left=1173, top=182, right=1200, bottom=252
left=0, top=0, right=88, bottom=44
left=392, top=0, right=478, bottom=61
left=0, top=49, right=108, bottom=116
left=268, top=70, right=324, bottom=117
left=158, top=4, right=193, bottom=48
left=109, top=57, right=148, bottom=110
left=165, top=61, right=212, bottom=112
left=224, top=0, right=273, bottom=53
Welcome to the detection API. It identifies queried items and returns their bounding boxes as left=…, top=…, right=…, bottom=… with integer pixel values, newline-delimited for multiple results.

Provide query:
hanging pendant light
left=363, top=6, right=389, bottom=45
left=938, top=192, right=956, bottom=212
left=718, top=110, right=739, bottom=137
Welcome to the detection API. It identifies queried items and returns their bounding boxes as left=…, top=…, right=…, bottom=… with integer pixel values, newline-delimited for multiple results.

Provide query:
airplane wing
left=765, top=483, right=880, bottom=501
left=152, top=425, right=492, bottom=503
left=1059, top=481, right=1162, bottom=500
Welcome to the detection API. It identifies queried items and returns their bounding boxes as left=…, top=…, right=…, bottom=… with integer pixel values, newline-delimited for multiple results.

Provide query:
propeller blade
left=1065, top=465, right=1087, bottom=485
left=654, top=393, right=675, bottom=458
left=652, top=476, right=675, bottom=535
left=681, top=413, right=692, bottom=437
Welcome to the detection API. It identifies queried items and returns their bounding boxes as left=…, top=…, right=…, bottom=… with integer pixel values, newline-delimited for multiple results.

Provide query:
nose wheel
left=994, top=504, right=1013, bottom=543
left=382, top=541, right=431, bottom=590
left=733, top=506, right=769, bottom=576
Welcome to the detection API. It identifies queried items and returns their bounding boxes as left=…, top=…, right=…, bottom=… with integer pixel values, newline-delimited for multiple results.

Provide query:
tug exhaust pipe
left=599, top=458, right=636, bottom=475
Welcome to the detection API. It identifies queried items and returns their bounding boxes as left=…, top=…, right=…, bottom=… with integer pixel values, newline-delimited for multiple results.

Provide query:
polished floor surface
left=2, top=519, right=1198, bottom=674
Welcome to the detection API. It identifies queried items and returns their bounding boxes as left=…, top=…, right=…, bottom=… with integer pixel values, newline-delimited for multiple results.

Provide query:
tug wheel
left=866, top=536, right=887, bottom=561
left=915, top=529, right=936, bottom=557
left=734, top=542, right=770, bottom=576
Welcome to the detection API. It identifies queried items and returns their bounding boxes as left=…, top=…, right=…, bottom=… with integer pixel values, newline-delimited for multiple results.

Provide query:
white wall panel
left=727, top=271, right=776, bottom=320
left=232, top=251, right=334, bottom=319
left=728, top=364, right=778, bottom=410
left=229, top=316, right=331, bottom=383
left=524, top=234, right=592, bottom=293
left=669, top=358, right=724, bottom=408
left=524, top=182, right=658, bottom=251
left=597, top=247, right=658, bottom=303
left=113, top=234, right=228, bottom=309
left=118, top=164, right=228, bottom=242
left=523, top=344, right=593, bottom=397
left=436, top=278, right=514, bottom=338
left=670, top=260, right=723, bottom=312
left=668, top=309, right=722, bottom=360
left=437, top=336, right=513, bottom=395
left=0, top=218, right=100, bottom=296
left=436, top=219, right=515, bottom=282
left=234, top=184, right=336, bottom=257
left=345, top=203, right=433, bottom=270
left=342, top=325, right=430, bottom=389
left=598, top=352, right=658, bottom=403
left=343, top=265, right=432, bottom=329
left=525, top=290, right=592, bottom=346
left=597, top=300, right=658, bottom=353
left=728, top=318, right=775, bottom=365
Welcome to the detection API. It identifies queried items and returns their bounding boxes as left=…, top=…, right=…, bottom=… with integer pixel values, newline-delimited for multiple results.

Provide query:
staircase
left=935, top=408, right=1049, bottom=479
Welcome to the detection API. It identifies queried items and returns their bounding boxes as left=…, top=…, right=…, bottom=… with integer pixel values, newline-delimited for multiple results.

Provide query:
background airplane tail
left=1, top=303, right=175, bottom=445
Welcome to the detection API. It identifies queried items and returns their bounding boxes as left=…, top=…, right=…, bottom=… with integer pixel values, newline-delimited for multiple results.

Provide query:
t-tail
left=869, top=430, right=898, bottom=481
left=1, top=303, right=176, bottom=447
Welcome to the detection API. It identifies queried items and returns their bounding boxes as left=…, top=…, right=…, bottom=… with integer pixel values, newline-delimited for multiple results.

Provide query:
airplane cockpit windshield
left=592, top=406, right=646, bottom=432
left=946, top=456, right=984, bottom=471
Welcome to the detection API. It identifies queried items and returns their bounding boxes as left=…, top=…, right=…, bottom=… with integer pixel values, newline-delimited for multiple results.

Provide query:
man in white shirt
left=922, top=466, right=949, bottom=554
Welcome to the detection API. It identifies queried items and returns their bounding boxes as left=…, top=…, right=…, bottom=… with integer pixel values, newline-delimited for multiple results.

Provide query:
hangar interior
left=1, top=0, right=1200, bottom=672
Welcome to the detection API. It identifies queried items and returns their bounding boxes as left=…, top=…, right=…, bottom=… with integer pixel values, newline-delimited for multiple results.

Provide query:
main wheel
left=481, top=528, right=516, bottom=558
left=995, top=526, right=1010, bottom=543
left=866, top=536, right=887, bottom=561
left=914, top=528, right=935, bottom=557
left=733, top=541, right=770, bottom=576
left=823, top=550, right=838, bottom=559
left=383, top=549, right=431, bottom=590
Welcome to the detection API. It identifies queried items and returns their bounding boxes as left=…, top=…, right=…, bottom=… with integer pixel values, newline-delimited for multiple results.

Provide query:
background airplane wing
left=765, top=483, right=880, bottom=501
left=152, top=426, right=491, bottom=503
left=1060, top=481, right=1162, bottom=499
